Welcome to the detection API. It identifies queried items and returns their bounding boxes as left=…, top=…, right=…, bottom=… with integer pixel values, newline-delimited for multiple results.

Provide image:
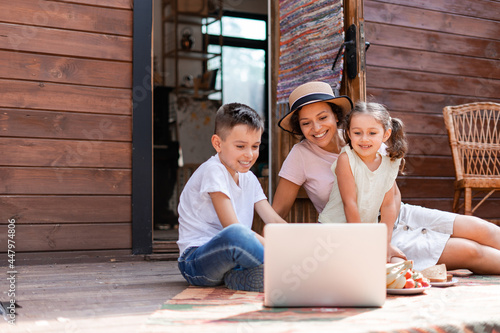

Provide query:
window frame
left=206, top=11, right=269, bottom=169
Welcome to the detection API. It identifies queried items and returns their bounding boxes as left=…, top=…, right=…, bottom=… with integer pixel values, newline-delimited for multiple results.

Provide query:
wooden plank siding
left=0, top=0, right=134, bottom=255
left=364, top=0, right=500, bottom=219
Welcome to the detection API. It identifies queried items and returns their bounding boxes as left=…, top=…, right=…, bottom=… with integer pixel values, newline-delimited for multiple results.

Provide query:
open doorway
left=151, top=0, right=269, bottom=248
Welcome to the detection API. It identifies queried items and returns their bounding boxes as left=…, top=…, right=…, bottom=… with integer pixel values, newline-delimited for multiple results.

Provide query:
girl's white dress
left=319, top=146, right=401, bottom=224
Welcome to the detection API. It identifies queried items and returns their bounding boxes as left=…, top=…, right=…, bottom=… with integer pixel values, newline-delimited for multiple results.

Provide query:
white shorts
left=391, top=203, right=457, bottom=271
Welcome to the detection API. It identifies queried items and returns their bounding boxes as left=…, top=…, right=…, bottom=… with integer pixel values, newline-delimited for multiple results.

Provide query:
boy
left=177, top=103, right=287, bottom=292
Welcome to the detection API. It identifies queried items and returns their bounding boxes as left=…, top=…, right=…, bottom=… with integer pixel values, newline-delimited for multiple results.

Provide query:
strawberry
left=404, top=278, right=416, bottom=289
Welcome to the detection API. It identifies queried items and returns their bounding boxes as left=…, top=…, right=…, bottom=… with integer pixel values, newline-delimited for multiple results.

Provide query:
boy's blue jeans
left=178, top=224, right=264, bottom=286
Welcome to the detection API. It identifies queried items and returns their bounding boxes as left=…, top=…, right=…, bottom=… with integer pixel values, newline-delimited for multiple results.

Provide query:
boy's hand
left=255, top=200, right=288, bottom=225
left=255, top=233, right=265, bottom=246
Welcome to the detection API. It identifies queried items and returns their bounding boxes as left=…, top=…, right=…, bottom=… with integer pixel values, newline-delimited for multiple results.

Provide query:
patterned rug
left=277, top=0, right=345, bottom=103
left=144, top=275, right=500, bottom=333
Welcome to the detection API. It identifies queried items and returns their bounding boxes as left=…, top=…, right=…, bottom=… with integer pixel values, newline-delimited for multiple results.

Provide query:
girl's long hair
left=343, top=102, right=408, bottom=172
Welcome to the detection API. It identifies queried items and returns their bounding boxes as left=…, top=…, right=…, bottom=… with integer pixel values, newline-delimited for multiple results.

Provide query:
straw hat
left=278, top=81, right=353, bottom=134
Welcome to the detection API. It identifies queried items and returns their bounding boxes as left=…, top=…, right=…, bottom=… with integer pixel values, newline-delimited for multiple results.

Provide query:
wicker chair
left=443, top=102, right=500, bottom=215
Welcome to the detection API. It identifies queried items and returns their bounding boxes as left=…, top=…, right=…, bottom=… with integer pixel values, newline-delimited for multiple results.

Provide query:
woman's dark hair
left=289, top=102, right=344, bottom=139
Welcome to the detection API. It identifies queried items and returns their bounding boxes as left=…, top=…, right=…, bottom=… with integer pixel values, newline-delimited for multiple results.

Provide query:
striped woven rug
left=277, top=0, right=345, bottom=103
left=144, top=275, right=500, bottom=333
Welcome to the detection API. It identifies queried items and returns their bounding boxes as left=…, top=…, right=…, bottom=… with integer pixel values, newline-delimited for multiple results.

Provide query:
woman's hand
left=272, top=178, right=301, bottom=219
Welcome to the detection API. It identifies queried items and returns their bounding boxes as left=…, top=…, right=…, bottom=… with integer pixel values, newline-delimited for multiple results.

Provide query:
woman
left=272, top=81, right=500, bottom=273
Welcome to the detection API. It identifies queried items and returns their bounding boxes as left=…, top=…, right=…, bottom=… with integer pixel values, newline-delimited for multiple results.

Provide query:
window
left=205, top=12, right=268, bottom=174
left=204, top=13, right=268, bottom=120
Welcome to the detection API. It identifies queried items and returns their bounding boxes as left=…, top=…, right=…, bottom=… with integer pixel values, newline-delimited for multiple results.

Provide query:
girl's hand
left=388, top=243, right=407, bottom=263
left=336, top=152, right=361, bottom=222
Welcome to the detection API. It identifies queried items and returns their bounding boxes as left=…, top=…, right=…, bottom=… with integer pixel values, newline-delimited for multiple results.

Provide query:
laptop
left=264, top=223, right=387, bottom=307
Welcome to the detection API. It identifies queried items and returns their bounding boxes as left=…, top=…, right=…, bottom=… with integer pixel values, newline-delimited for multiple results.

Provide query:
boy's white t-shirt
left=177, top=154, right=267, bottom=254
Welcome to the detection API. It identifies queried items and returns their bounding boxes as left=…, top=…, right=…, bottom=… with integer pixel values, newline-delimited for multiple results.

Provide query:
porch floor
left=3, top=257, right=500, bottom=332
left=1, top=259, right=188, bottom=332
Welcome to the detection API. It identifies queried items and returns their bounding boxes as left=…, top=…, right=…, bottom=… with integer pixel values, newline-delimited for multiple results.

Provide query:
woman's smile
left=313, top=130, right=328, bottom=139
left=298, top=102, right=340, bottom=153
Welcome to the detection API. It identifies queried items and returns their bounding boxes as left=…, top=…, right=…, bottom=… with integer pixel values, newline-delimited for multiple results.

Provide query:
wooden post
left=341, top=0, right=366, bottom=103
left=132, top=0, right=153, bottom=254
left=270, top=0, right=281, bottom=200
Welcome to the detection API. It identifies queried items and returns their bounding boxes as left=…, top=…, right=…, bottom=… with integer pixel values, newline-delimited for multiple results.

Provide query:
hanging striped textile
left=277, top=0, right=345, bottom=104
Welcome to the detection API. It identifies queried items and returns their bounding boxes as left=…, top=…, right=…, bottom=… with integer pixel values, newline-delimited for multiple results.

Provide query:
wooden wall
left=0, top=0, right=134, bottom=257
left=364, top=0, right=500, bottom=220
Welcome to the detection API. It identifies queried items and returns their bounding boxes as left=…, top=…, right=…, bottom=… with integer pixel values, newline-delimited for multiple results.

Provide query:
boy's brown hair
left=214, top=103, right=264, bottom=139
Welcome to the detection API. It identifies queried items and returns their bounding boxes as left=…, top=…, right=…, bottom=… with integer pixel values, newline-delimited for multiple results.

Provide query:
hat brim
left=278, top=95, right=353, bottom=134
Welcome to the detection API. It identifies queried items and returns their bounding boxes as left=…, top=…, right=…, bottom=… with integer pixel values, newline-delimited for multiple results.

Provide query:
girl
left=274, top=81, right=500, bottom=272
left=318, top=102, right=407, bottom=259
left=319, top=102, right=406, bottom=224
